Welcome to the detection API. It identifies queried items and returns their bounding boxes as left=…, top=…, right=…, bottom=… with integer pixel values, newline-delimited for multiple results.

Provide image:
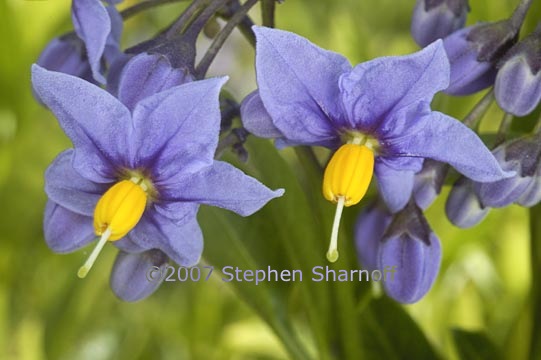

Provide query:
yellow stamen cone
left=322, top=144, right=375, bottom=262
left=93, top=179, right=147, bottom=240
left=78, top=179, right=148, bottom=278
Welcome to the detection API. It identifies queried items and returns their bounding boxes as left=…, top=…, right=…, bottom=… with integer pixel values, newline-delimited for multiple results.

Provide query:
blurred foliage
left=0, top=0, right=539, bottom=359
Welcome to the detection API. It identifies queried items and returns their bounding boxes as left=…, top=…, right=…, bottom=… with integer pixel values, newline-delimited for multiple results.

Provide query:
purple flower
left=37, top=0, right=123, bottom=84
left=32, top=64, right=283, bottom=287
left=241, top=26, right=510, bottom=262
left=355, top=202, right=441, bottom=303
left=110, top=249, right=169, bottom=302
left=411, top=0, right=469, bottom=47
left=445, top=176, right=489, bottom=228
left=495, top=25, right=541, bottom=116
left=442, top=20, right=517, bottom=95
left=379, top=204, right=441, bottom=304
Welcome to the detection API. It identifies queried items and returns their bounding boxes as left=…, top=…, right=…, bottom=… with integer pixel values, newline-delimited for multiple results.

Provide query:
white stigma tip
left=326, top=196, right=345, bottom=263
left=326, top=249, right=339, bottom=263
left=77, top=267, right=89, bottom=279
left=77, top=227, right=112, bottom=279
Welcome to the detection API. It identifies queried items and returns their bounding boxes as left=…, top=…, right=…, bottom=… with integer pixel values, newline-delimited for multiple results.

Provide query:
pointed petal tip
left=31, top=63, right=49, bottom=85
left=215, top=75, right=229, bottom=87
left=273, top=188, right=285, bottom=197
left=31, top=63, right=43, bottom=73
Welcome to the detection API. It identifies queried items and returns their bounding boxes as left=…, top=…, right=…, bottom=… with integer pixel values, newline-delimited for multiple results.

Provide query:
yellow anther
left=323, top=143, right=375, bottom=206
left=322, top=143, right=375, bottom=263
left=93, top=179, right=148, bottom=240
left=78, top=179, right=148, bottom=279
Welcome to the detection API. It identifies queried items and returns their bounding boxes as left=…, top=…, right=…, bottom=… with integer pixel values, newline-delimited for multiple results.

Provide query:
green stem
left=235, top=16, right=257, bottom=47
left=218, top=4, right=256, bottom=47
left=463, top=88, right=495, bottom=130
left=261, top=0, right=276, bottom=27
left=166, top=0, right=210, bottom=38
left=493, top=112, right=514, bottom=147
left=529, top=204, right=541, bottom=360
left=294, top=146, right=365, bottom=359
left=196, top=0, right=259, bottom=78
left=333, top=282, right=362, bottom=359
left=183, top=0, right=229, bottom=38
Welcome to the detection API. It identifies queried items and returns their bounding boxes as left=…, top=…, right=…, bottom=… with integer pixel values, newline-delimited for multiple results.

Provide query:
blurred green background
left=0, top=0, right=540, bottom=359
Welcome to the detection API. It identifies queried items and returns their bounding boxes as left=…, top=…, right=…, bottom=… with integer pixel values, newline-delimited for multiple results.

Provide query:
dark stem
left=234, top=16, right=256, bottom=47
left=529, top=204, right=541, bottom=360
left=195, top=0, right=259, bottom=78
left=463, top=88, right=495, bottom=129
left=166, top=0, right=210, bottom=38
left=183, top=0, right=230, bottom=39
left=261, top=0, right=276, bottom=27
left=218, top=1, right=256, bottom=47
left=510, top=0, right=533, bottom=29
left=120, top=0, right=188, bottom=20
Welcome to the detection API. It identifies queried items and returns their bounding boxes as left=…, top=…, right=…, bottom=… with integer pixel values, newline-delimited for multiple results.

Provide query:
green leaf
left=358, top=296, right=442, bottom=360
left=200, top=137, right=340, bottom=359
left=452, top=328, right=500, bottom=360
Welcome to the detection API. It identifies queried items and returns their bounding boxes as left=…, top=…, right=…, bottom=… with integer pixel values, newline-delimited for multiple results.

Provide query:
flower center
left=322, top=136, right=375, bottom=262
left=77, top=177, right=149, bottom=278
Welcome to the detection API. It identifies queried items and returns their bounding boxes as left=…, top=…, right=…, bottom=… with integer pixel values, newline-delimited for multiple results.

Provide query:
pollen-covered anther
left=94, top=178, right=148, bottom=240
left=78, top=179, right=148, bottom=278
left=322, top=143, right=375, bottom=263
left=323, top=143, right=375, bottom=206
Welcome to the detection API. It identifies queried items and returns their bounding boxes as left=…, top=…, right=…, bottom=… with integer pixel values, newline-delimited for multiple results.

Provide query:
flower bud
left=495, top=26, right=541, bottom=116
left=116, top=53, right=193, bottom=111
left=413, top=159, right=449, bottom=209
left=517, top=174, right=541, bottom=207
left=354, top=201, right=393, bottom=271
left=445, top=177, right=489, bottom=228
left=37, top=35, right=92, bottom=80
left=475, top=135, right=541, bottom=208
left=110, top=250, right=169, bottom=302
left=411, top=0, right=470, bottom=47
left=34, top=35, right=94, bottom=104
left=443, top=20, right=518, bottom=95
left=379, top=203, right=441, bottom=304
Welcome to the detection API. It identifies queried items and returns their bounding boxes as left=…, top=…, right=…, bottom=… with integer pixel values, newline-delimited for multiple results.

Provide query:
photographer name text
left=147, top=265, right=397, bottom=284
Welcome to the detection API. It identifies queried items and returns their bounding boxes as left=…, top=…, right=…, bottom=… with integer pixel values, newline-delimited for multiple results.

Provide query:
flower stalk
left=463, top=88, right=495, bottom=128
left=196, top=0, right=259, bottom=78
left=529, top=203, right=541, bottom=360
